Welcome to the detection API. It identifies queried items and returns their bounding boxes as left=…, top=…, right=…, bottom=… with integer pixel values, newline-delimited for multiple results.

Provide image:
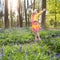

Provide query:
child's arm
left=36, top=9, right=46, bottom=17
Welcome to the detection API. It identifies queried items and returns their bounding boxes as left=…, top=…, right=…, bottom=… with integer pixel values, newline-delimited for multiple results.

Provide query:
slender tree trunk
left=54, top=0, right=57, bottom=27
left=4, top=0, right=9, bottom=28
left=10, top=0, right=13, bottom=28
left=38, top=0, right=40, bottom=10
left=27, top=0, right=30, bottom=27
left=17, top=16, right=19, bottom=27
left=20, top=14, right=23, bottom=27
left=17, top=0, right=23, bottom=27
left=33, top=0, right=35, bottom=10
left=17, top=0, right=20, bottom=27
left=20, top=0, right=23, bottom=27
left=54, top=10, right=57, bottom=27
left=31, top=0, right=32, bottom=9
left=41, top=0, right=46, bottom=29
left=24, top=0, right=27, bottom=27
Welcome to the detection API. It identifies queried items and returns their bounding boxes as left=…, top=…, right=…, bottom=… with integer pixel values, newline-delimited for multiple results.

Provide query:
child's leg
left=37, top=32, right=41, bottom=41
left=34, top=32, right=38, bottom=41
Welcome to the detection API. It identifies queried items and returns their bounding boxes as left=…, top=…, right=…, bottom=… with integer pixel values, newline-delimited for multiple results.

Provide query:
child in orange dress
left=31, top=9, right=46, bottom=41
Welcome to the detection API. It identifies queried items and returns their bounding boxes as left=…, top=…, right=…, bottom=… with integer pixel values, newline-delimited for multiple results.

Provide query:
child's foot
left=39, top=38, right=42, bottom=41
left=34, top=38, right=41, bottom=42
left=37, top=37, right=41, bottom=41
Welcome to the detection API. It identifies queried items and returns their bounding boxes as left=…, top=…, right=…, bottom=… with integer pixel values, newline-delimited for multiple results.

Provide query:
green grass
left=0, top=28, right=34, bottom=45
left=0, top=44, right=51, bottom=60
left=0, top=28, right=60, bottom=45
left=0, top=40, right=60, bottom=60
left=0, top=28, right=60, bottom=60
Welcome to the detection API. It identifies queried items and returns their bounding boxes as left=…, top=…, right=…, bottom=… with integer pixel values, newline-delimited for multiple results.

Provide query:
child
left=31, top=9, right=46, bottom=41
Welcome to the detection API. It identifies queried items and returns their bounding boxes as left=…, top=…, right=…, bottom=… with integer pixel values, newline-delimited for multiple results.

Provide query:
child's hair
left=31, top=9, right=39, bottom=14
left=37, top=9, right=39, bottom=12
left=32, top=9, right=39, bottom=14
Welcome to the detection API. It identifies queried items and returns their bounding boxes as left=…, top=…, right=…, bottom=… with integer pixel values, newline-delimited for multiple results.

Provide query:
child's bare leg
left=37, top=32, right=41, bottom=41
left=34, top=32, right=38, bottom=41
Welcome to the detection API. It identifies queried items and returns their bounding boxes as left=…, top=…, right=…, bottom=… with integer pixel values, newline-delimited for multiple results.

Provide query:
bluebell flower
left=20, top=45, right=23, bottom=53
left=25, top=50, right=28, bottom=56
left=0, top=53, right=2, bottom=57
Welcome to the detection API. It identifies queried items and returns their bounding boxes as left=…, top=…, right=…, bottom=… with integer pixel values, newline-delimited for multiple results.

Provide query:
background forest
left=0, top=0, right=60, bottom=29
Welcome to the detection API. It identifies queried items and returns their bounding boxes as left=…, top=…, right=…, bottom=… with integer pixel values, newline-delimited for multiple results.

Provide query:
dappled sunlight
left=8, top=0, right=18, bottom=12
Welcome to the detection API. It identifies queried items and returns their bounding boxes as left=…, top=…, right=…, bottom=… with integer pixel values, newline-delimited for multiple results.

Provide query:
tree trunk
left=20, top=14, right=23, bottom=27
left=17, top=0, right=23, bottom=27
left=54, top=0, right=57, bottom=27
left=24, top=0, right=27, bottom=27
left=17, top=15, right=19, bottom=27
left=4, top=0, right=9, bottom=28
left=33, top=0, right=35, bottom=10
left=41, top=0, right=46, bottom=29
left=10, top=0, right=13, bottom=28
left=27, top=0, right=30, bottom=27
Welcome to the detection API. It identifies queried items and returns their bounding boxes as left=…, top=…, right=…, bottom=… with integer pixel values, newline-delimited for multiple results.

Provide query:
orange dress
left=31, top=11, right=43, bottom=32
